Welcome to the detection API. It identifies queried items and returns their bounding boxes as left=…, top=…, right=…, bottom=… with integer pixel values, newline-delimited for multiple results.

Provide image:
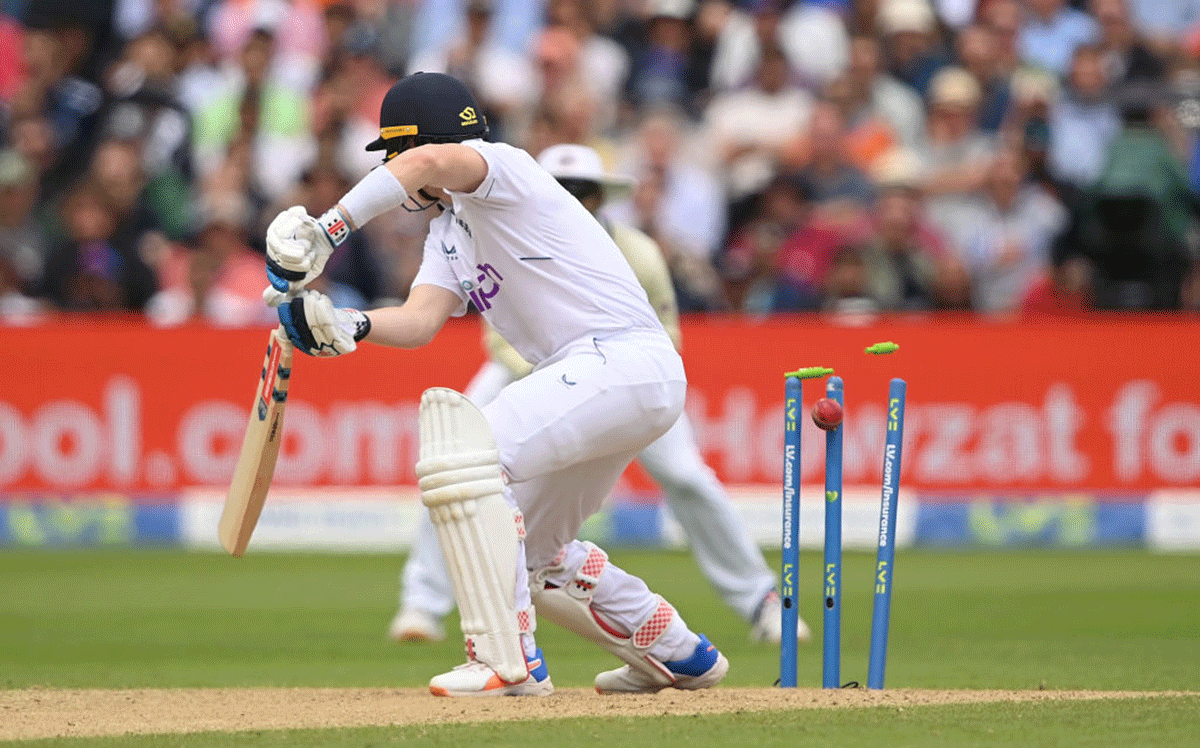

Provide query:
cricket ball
left=811, top=398, right=843, bottom=431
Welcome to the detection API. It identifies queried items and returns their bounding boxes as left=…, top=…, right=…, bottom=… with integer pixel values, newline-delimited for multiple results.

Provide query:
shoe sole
left=429, top=678, right=554, bottom=697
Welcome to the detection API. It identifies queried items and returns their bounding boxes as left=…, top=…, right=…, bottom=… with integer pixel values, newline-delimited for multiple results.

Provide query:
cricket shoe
left=429, top=649, right=553, bottom=697
left=594, top=634, right=729, bottom=694
left=750, top=591, right=812, bottom=645
left=388, top=608, right=446, bottom=643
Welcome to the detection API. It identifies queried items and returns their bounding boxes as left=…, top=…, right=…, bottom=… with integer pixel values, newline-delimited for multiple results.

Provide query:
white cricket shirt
left=411, top=140, right=663, bottom=366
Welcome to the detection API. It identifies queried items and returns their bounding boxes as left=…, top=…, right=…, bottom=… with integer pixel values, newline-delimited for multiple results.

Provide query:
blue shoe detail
left=527, top=648, right=550, bottom=682
left=665, top=634, right=719, bottom=677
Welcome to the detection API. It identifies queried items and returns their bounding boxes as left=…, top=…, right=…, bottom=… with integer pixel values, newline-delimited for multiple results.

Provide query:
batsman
left=262, top=72, right=729, bottom=697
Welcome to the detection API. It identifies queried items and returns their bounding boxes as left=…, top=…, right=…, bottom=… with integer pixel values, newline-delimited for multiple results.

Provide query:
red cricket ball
left=811, top=398, right=843, bottom=431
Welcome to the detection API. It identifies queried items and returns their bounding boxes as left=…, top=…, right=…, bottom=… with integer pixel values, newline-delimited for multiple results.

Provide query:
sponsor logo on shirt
left=469, top=263, right=503, bottom=311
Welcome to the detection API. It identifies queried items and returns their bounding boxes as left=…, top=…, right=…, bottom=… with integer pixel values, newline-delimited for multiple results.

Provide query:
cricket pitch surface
left=2, top=687, right=1190, bottom=740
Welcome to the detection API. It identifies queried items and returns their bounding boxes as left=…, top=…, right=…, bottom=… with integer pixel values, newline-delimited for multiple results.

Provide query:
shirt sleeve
left=410, top=219, right=470, bottom=317
left=449, top=141, right=535, bottom=208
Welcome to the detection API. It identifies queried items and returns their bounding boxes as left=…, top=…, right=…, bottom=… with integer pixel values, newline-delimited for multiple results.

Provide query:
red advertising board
left=1, top=315, right=1197, bottom=494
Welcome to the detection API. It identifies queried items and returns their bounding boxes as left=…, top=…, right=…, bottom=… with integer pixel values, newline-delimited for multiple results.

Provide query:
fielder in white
left=262, top=72, right=729, bottom=696
left=390, top=144, right=811, bottom=647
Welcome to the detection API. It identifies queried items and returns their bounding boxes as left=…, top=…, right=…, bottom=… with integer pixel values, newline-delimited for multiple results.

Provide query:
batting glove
left=264, top=206, right=350, bottom=305
left=277, top=290, right=371, bottom=357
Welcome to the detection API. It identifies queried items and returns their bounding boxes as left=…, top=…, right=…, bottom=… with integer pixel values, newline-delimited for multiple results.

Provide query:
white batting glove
left=277, top=289, right=371, bottom=357
left=264, top=206, right=350, bottom=305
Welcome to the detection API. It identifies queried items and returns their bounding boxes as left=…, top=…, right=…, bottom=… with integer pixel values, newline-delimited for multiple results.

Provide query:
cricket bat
left=219, top=327, right=294, bottom=556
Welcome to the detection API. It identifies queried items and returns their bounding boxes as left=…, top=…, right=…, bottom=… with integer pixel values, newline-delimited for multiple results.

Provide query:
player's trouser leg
left=417, top=388, right=546, bottom=696
left=637, top=412, right=775, bottom=621
left=487, top=331, right=726, bottom=689
left=398, top=362, right=515, bottom=620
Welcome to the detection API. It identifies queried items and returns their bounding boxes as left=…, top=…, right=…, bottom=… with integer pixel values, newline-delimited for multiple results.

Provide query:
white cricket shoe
left=594, top=634, right=729, bottom=694
left=429, top=649, right=553, bottom=697
left=388, top=608, right=446, bottom=643
left=750, top=591, right=812, bottom=645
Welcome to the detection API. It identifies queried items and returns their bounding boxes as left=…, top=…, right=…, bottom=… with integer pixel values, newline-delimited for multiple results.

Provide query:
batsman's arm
left=381, top=143, right=488, bottom=197
left=362, top=284, right=463, bottom=349
left=331, top=144, right=490, bottom=232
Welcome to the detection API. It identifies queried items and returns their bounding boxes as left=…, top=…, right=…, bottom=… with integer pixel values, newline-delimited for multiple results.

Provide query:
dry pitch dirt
left=1, top=687, right=1190, bottom=741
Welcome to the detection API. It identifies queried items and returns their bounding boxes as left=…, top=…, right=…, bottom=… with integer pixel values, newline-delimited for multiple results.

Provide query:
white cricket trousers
left=442, top=329, right=699, bottom=659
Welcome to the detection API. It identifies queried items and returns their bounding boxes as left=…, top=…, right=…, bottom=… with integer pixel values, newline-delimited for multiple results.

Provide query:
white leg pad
left=530, top=542, right=677, bottom=688
left=416, top=387, right=529, bottom=685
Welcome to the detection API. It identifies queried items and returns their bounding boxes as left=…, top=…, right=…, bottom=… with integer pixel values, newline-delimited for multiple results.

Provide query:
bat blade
left=219, top=328, right=294, bottom=556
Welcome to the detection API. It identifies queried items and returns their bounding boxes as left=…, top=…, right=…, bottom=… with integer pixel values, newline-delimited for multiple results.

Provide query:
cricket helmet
left=365, top=72, right=489, bottom=161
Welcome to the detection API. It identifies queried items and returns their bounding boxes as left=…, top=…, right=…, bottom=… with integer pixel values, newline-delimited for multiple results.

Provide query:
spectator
left=877, top=0, right=947, bottom=97
left=1018, top=0, right=1100, bottom=77
left=0, top=252, right=45, bottom=321
left=407, top=0, right=536, bottom=145
left=1048, top=44, right=1121, bottom=188
left=610, top=106, right=727, bottom=266
left=1125, top=0, right=1200, bottom=58
left=544, top=0, right=630, bottom=134
left=206, top=0, right=325, bottom=84
left=845, top=33, right=926, bottom=149
left=113, top=0, right=198, bottom=41
left=350, top=0, right=416, bottom=78
left=146, top=190, right=274, bottom=325
left=981, top=0, right=1024, bottom=79
left=40, top=182, right=159, bottom=311
left=101, top=29, right=197, bottom=240
left=313, top=22, right=402, bottom=180
left=190, top=21, right=315, bottom=202
left=822, top=244, right=884, bottom=316
left=408, top=0, right=542, bottom=65
left=625, top=0, right=706, bottom=115
left=956, top=24, right=1013, bottom=132
left=1092, top=0, right=1166, bottom=86
left=917, top=66, right=996, bottom=217
left=1020, top=255, right=1094, bottom=313
left=961, top=148, right=1068, bottom=314
left=720, top=171, right=841, bottom=312
left=776, top=0, right=850, bottom=89
left=933, top=0, right=980, bottom=30
left=703, top=42, right=814, bottom=201
left=854, top=148, right=970, bottom=310
left=709, top=0, right=848, bottom=92
left=1069, top=87, right=1199, bottom=308
left=823, top=72, right=901, bottom=174
left=788, top=101, right=875, bottom=210
left=16, top=20, right=107, bottom=202
left=0, top=150, right=47, bottom=295
left=173, top=16, right=225, bottom=119
left=0, top=12, right=25, bottom=104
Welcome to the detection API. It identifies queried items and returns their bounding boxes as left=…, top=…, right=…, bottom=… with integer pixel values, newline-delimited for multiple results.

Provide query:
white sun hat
left=536, top=144, right=635, bottom=196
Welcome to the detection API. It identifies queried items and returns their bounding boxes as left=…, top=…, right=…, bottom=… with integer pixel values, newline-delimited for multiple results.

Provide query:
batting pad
left=416, top=387, right=528, bottom=685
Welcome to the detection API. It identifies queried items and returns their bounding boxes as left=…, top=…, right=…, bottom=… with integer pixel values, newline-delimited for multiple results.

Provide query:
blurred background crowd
left=2, top=0, right=1200, bottom=325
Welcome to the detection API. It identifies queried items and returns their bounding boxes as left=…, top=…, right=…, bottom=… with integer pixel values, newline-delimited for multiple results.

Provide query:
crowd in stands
left=1, top=0, right=1199, bottom=324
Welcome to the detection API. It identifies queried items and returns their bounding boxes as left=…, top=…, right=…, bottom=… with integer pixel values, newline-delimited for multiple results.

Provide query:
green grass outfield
left=2, top=549, right=1198, bottom=745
